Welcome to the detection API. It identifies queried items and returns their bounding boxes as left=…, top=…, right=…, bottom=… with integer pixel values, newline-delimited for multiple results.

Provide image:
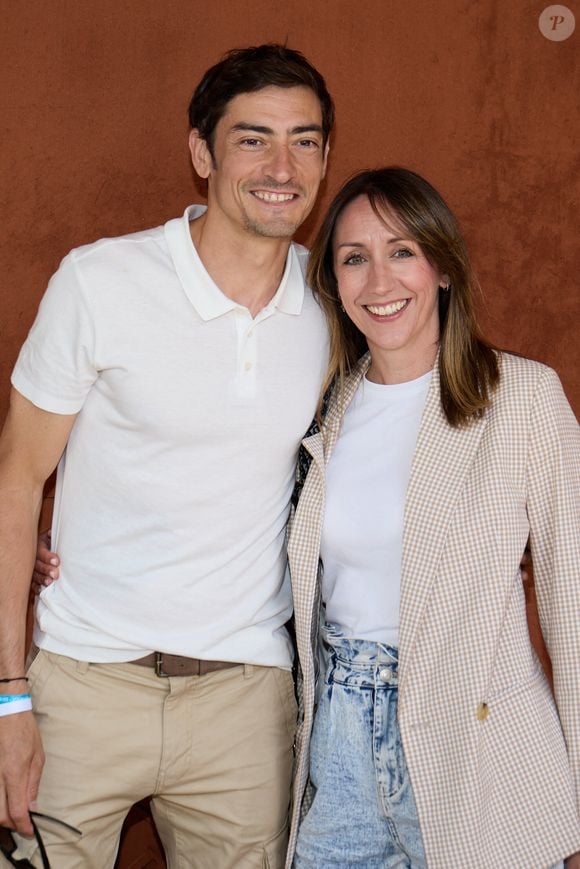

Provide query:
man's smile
left=251, top=190, right=298, bottom=203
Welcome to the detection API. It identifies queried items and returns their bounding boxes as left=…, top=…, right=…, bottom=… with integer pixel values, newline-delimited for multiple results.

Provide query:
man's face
left=190, top=86, right=329, bottom=240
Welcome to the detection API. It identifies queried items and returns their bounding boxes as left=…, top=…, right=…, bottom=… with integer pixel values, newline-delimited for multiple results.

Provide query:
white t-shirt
left=320, top=371, right=431, bottom=645
left=12, top=205, right=329, bottom=666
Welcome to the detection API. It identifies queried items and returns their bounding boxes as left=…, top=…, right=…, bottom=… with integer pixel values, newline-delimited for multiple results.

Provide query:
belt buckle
left=155, top=652, right=169, bottom=678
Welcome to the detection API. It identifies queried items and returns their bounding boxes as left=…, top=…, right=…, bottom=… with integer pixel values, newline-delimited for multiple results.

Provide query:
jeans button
left=379, top=668, right=392, bottom=683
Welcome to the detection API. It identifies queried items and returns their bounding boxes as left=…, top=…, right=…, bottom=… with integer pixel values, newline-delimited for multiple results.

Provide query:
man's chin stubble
left=243, top=214, right=300, bottom=240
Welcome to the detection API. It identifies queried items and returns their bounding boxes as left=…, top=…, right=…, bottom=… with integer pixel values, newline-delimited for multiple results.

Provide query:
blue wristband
left=0, top=694, right=33, bottom=716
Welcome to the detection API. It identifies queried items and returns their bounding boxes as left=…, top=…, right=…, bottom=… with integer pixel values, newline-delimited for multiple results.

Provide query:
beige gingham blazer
left=286, top=351, right=580, bottom=868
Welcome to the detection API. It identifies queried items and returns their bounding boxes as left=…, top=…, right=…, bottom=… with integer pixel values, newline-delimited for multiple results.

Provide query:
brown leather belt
left=131, top=652, right=241, bottom=678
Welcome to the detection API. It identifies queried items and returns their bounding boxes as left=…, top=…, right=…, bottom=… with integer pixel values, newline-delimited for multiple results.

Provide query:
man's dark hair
left=188, top=44, right=334, bottom=158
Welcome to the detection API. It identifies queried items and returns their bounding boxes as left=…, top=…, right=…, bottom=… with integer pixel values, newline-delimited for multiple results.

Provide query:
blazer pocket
left=485, top=665, right=545, bottom=708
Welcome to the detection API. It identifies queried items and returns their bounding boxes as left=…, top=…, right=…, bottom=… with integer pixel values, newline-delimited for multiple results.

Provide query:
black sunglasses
left=0, top=813, right=81, bottom=868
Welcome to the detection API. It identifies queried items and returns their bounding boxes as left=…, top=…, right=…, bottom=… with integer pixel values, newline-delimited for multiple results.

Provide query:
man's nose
left=266, top=144, right=295, bottom=183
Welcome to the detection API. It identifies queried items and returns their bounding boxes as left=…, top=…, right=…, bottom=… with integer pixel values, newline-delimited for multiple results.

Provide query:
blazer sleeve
left=526, top=366, right=580, bottom=811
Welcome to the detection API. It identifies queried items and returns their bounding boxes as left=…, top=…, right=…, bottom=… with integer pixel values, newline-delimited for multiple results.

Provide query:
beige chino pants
left=8, top=649, right=296, bottom=869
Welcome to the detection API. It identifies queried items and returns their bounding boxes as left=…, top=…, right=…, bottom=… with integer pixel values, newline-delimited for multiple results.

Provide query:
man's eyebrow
left=230, top=123, right=274, bottom=135
left=291, top=125, right=323, bottom=135
left=229, top=123, right=323, bottom=135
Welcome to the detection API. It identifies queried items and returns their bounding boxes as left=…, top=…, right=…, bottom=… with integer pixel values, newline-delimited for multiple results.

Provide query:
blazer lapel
left=322, top=354, right=372, bottom=460
left=289, top=356, right=371, bottom=672
left=399, top=370, right=488, bottom=685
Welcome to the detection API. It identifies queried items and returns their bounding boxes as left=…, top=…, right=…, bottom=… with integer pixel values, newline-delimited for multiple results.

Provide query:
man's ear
left=189, top=129, right=213, bottom=179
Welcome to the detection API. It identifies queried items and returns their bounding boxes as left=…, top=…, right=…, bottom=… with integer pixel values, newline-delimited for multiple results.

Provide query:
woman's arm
left=526, top=367, right=580, bottom=813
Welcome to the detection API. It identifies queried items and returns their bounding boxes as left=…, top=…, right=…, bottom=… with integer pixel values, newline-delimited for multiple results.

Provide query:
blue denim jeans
left=294, top=625, right=426, bottom=868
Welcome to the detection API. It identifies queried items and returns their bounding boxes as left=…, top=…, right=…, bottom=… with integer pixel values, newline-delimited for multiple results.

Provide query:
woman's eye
left=393, top=247, right=414, bottom=258
left=343, top=252, right=366, bottom=265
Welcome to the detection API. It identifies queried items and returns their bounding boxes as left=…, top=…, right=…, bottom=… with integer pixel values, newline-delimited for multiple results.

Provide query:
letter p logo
left=539, top=5, right=576, bottom=40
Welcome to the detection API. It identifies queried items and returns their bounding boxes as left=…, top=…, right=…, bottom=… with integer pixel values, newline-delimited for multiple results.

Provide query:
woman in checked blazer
left=286, top=168, right=580, bottom=868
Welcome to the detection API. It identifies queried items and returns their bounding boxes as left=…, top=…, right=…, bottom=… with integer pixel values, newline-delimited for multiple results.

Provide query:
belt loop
left=76, top=660, right=90, bottom=674
left=243, top=664, right=254, bottom=680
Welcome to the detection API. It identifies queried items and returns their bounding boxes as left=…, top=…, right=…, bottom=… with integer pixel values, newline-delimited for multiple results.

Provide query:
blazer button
left=476, top=702, right=489, bottom=721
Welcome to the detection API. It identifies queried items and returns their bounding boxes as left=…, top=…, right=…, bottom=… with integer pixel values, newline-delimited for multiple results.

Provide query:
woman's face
left=333, top=195, right=448, bottom=382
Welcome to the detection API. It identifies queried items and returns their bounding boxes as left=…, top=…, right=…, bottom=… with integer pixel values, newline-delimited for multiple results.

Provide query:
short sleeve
left=11, top=251, right=98, bottom=414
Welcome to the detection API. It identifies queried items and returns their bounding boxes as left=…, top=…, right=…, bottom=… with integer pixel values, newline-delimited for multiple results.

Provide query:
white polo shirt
left=12, top=205, right=329, bottom=666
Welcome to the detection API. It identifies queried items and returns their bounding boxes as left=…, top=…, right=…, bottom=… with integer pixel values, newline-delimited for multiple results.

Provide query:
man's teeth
left=366, top=300, right=408, bottom=316
left=253, top=191, right=295, bottom=202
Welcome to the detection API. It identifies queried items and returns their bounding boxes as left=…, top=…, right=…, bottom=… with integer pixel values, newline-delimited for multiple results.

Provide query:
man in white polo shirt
left=0, top=44, right=332, bottom=868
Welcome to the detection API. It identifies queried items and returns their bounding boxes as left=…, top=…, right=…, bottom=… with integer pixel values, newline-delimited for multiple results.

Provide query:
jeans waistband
left=322, top=623, right=399, bottom=687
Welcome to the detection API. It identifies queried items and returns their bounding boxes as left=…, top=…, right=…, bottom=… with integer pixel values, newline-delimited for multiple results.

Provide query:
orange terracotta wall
left=1, top=1, right=578, bottom=420
left=1, top=6, right=576, bottom=865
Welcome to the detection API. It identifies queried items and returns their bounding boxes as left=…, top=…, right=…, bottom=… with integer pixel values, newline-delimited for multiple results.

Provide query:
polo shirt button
left=379, top=668, right=392, bottom=683
left=244, top=361, right=252, bottom=371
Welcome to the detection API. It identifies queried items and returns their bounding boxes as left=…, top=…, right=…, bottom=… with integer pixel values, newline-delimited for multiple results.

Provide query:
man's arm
left=0, top=388, right=76, bottom=836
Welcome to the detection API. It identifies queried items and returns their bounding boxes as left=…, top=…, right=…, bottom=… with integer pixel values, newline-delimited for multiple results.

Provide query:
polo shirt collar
left=164, top=205, right=305, bottom=321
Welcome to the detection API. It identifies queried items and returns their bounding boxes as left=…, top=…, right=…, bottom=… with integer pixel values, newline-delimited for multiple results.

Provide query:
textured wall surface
left=1, top=2, right=577, bottom=865
left=1, top=1, right=578, bottom=417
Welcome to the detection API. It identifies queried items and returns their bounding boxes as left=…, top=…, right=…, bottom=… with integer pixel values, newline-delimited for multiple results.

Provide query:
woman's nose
left=368, top=260, right=394, bottom=293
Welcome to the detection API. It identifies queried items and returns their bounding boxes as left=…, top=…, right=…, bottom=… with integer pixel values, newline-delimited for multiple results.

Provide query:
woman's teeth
left=366, top=300, right=408, bottom=316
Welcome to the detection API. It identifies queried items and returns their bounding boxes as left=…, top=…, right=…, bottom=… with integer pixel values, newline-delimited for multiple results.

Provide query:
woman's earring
left=442, top=284, right=451, bottom=292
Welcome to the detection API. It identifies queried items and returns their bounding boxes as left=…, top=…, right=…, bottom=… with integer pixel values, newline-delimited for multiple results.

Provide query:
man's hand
left=0, top=712, right=44, bottom=837
left=31, top=531, right=60, bottom=596
left=565, top=853, right=580, bottom=869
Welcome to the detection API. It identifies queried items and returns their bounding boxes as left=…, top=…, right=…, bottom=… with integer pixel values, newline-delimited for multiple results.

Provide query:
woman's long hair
left=308, top=167, right=499, bottom=426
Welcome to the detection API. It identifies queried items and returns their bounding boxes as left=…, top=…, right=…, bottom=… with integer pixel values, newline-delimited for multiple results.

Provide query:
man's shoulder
left=68, top=221, right=168, bottom=269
